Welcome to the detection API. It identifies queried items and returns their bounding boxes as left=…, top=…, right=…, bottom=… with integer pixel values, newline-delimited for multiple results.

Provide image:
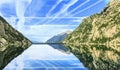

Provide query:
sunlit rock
left=63, top=0, right=120, bottom=70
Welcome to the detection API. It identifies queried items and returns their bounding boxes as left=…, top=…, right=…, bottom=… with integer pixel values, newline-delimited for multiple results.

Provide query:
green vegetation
left=63, top=0, right=120, bottom=70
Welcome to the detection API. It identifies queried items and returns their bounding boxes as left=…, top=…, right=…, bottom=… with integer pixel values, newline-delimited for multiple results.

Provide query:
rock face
left=63, top=0, right=120, bottom=70
left=0, top=16, right=32, bottom=69
left=46, top=31, right=71, bottom=43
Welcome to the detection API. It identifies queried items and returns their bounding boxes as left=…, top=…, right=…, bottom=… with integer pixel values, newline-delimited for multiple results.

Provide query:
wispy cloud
left=6, top=17, right=86, bottom=19
left=44, top=0, right=78, bottom=24
left=46, top=0, right=62, bottom=17
left=23, top=24, right=76, bottom=42
left=0, top=0, right=109, bottom=42
left=65, top=0, right=90, bottom=17
left=38, top=0, right=63, bottom=24
left=15, top=0, right=32, bottom=32
left=53, top=0, right=78, bottom=17
left=0, top=0, right=14, bottom=4
left=71, top=0, right=103, bottom=16
left=4, top=16, right=17, bottom=28
left=0, top=12, right=3, bottom=16
left=27, top=17, right=84, bottom=25
left=72, top=19, right=82, bottom=23
left=105, top=0, right=110, bottom=3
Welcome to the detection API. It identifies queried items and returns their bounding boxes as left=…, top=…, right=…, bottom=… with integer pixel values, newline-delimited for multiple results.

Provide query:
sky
left=0, top=0, right=110, bottom=42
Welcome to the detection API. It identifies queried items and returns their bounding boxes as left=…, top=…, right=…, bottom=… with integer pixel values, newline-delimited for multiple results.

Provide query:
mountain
left=63, top=0, right=120, bottom=70
left=46, top=31, right=71, bottom=53
left=0, top=16, right=32, bottom=69
left=46, top=31, right=71, bottom=43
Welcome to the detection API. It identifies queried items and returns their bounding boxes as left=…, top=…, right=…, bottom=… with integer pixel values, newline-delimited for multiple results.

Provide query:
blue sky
left=0, top=0, right=110, bottom=42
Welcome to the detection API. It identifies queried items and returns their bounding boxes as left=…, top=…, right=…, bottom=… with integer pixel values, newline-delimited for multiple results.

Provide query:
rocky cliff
left=63, top=0, right=120, bottom=70
left=0, top=16, right=31, bottom=69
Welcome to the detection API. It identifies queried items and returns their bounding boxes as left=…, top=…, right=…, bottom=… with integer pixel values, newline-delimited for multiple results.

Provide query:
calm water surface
left=4, top=44, right=87, bottom=70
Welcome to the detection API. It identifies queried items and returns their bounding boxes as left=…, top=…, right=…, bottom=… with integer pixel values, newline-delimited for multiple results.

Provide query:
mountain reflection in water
left=4, top=44, right=87, bottom=70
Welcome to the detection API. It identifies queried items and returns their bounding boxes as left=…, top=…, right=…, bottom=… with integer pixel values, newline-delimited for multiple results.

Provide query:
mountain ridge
left=63, top=0, right=120, bottom=70
left=46, top=31, right=71, bottom=43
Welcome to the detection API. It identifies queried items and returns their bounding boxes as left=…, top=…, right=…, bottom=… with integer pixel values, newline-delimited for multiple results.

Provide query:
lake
left=4, top=44, right=88, bottom=70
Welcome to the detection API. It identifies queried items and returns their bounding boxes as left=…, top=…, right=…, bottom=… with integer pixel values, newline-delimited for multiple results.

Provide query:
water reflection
left=4, top=44, right=87, bottom=70
left=48, top=44, right=70, bottom=54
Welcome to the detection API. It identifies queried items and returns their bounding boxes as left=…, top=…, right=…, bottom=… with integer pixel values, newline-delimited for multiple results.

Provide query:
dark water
left=4, top=44, right=87, bottom=70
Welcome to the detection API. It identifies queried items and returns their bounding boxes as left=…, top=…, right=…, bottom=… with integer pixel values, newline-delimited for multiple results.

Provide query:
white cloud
left=44, top=0, right=78, bottom=24
left=46, top=0, right=63, bottom=17
left=72, top=19, right=82, bottom=23
left=71, top=0, right=103, bottom=16
left=4, top=17, right=17, bottom=28
left=52, top=0, right=78, bottom=17
left=22, top=24, right=75, bottom=42
left=105, top=0, right=110, bottom=3
left=15, top=0, right=32, bottom=32
left=0, top=0, right=32, bottom=32
left=65, top=0, right=90, bottom=17
left=71, top=16, right=87, bottom=23
left=0, top=0, right=14, bottom=5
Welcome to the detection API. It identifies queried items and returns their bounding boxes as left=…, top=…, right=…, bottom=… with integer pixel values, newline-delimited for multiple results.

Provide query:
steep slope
left=0, top=16, right=32, bottom=69
left=63, top=0, right=120, bottom=70
left=46, top=31, right=71, bottom=43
